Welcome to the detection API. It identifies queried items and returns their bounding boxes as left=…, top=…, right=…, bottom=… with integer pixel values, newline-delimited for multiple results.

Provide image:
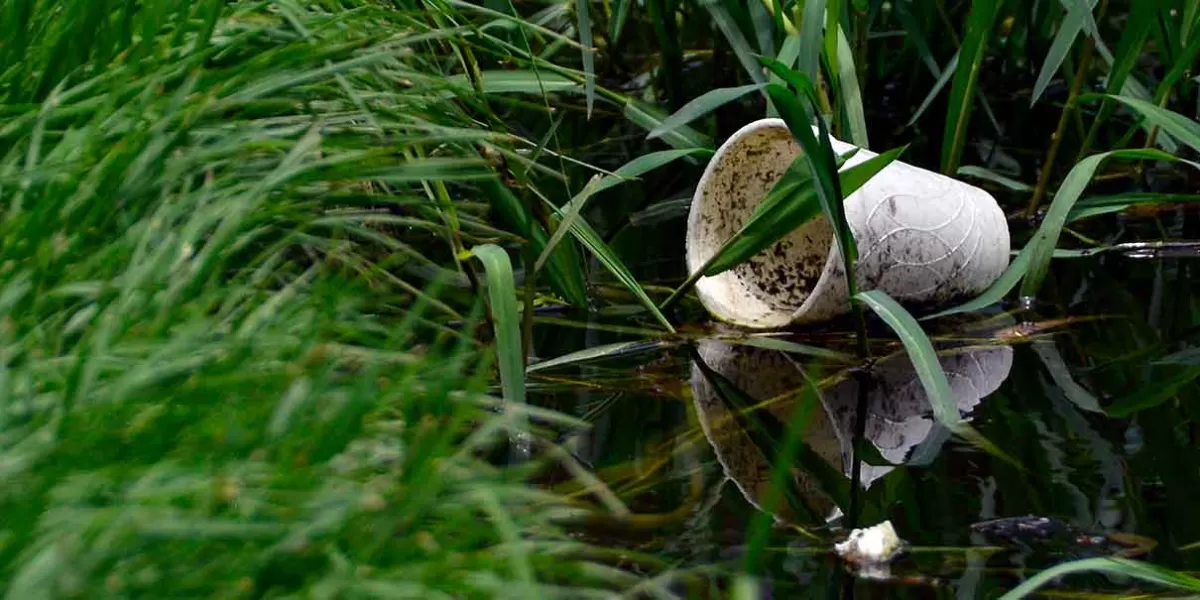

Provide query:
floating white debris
left=834, top=520, right=907, bottom=567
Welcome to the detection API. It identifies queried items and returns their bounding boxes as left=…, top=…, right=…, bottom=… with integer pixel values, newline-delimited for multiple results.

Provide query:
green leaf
left=648, top=84, right=767, bottom=140
left=833, top=25, right=868, bottom=148
left=479, top=178, right=588, bottom=306
left=720, top=335, right=856, bottom=363
left=1021, top=149, right=1187, bottom=296
left=942, top=0, right=1002, bottom=174
left=763, top=79, right=851, bottom=263
left=527, top=339, right=674, bottom=373
left=909, top=50, right=960, bottom=126
left=608, top=0, right=632, bottom=42
left=1103, top=95, right=1200, bottom=154
left=537, top=148, right=710, bottom=274
left=623, top=99, right=711, bottom=150
left=1083, top=0, right=1154, bottom=130
left=703, top=0, right=768, bottom=84
left=574, top=0, right=595, bottom=117
left=469, top=244, right=526, bottom=406
left=998, top=557, right=1200, bottom=600
left=1105, top=367, right=1200, bottom=417
left=856, top=290, right=1017, bottom=464
left=957, top=165, right=1034, bottom=191
left=1031, top=0, right=1098, bottom=106
left=921, top=243, right=1028, bottom=320
left=544, top=201, right=677, bottom=333
left=1068, top=193, right=1200, bottom=221
left=797, top=0, right=826, bottom=82
left=452, top=70, right=580, bottom=94
left=928, top=151, right=1200, bottom=319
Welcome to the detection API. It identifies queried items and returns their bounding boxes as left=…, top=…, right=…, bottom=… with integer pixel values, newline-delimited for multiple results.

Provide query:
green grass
left=6, top=0, right=1200, bottom=596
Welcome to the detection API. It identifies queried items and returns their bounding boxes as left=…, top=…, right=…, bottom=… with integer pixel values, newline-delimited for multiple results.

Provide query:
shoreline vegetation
left=2, top=0, right=1200, bottom=598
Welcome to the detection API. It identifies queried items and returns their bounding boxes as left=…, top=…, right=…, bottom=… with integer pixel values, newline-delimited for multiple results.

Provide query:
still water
left=525, top=240, right=1200, bottom=597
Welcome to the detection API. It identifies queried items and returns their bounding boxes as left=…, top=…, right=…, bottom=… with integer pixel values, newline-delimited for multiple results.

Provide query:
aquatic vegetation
left=4, top=0, right=1200, bottom=597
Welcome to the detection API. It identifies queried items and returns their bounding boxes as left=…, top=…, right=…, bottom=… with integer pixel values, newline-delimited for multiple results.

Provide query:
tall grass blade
left=575, top=0, right=596, bottom=117
left=998, top=557, right=1200, bottom=600
left=609, top=0, right=632, bottom=42
left=942, top=0, right=1002, bottom=174
left=798, top=0, right=827, bottom=82
left=743, top=364, right=820, bottom=574
left=537, top=148, right=708, bottom=273
left=856, top=290, right=1016, bottom=463
left=1103, top=95, right=1200, bottom=153
left=1080, top=1, right=1155, bottom=150
left=624, top=99, right=711, bottom=149
left=470, top=244, right=526, bottom=406
left=909, top=51, right=960, bottom=126
left=760, top=73, right=854, bottom=269
left=648, top=84, right=768, bottom=140
left=703, top=0, right=769, bottom=84
left=1032, top=0, right=1099, bottom=106
left=547, top=205, right=677, bottom=333
left=834, top=25, right=869, bottom=148
left=480, top=179, right=589, bottom=306
left=456, top=71, right=580, bottom=94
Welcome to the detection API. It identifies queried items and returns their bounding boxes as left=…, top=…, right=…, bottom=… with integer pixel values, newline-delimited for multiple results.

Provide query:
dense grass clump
left=0, top=1, right=646, bottom=596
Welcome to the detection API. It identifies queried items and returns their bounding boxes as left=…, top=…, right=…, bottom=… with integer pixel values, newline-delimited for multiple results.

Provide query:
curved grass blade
left=1031, top=0, right=1098, bottom=106
left=1103, top=95, right=1200, bottom=153
left=480, top=178, right=588, bottom=306
left=527, top=339, right=675, bottom=373
left=1067, top=193, right=1200, bottom=221
left=648, top=84, right=767, bottom=140
left=470, top=244, right=526, bottom=405
left=1021, top=149, right=1194, bottom=296
left=702, top=139, right=903, bottom=276
left=743, top=363, right=821, bottom=574
left=769, top=35, right=803, bottom=114
left=749, top=0, right=777, bottom=58
left=536, top=147, right=710, bottom=273
left=998, top=557, right=1200, bottom=600
left=856, top=290, right=1018, bottom=465
left=574, top=0, right=595, bottom=117
left=1105, top=367, right=1200, bottom=417
left=623, top=99, right=711, bottom=150
left=942, top=0, right=1002, bottom=174
left=1032, top=340, right=1104, bottom=414
left=543, top=200, right=676, bottom=333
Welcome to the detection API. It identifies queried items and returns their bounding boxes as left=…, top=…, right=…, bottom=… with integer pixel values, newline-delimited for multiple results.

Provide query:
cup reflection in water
left=689, top=334, right=1013, bottom=523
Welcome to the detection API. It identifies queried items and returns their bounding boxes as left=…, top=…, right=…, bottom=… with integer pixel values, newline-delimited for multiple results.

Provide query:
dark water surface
left=525, top=243, right=1200, bottom=597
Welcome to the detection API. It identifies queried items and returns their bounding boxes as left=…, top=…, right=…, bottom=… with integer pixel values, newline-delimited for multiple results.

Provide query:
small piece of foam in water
left=834, top=520, right=906, bottom=567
